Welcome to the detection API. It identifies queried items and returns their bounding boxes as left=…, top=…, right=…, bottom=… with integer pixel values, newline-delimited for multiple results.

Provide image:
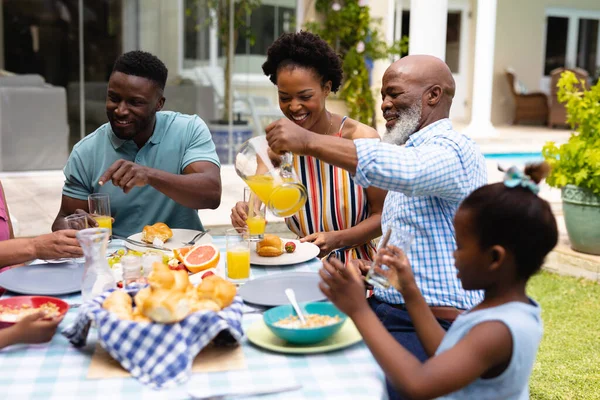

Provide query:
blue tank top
left=435, top=299, right=543, bottom=399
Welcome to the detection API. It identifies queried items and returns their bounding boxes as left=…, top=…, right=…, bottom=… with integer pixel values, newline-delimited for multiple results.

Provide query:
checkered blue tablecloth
left=0, top=237, right=387, bottom=399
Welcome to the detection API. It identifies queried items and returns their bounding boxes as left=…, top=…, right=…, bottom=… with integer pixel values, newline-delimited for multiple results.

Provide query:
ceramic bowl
left=263, top=302, right=347, bottom=345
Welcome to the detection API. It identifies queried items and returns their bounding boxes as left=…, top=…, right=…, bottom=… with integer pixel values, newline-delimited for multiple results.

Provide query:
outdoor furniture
left=0, top=237, right=386, bottom=398
left=67, top=81, right=216, bottom=136
left=548, top=67, right=589, bottom=128
left=505, top=69, right=549, bottom=125
left=188, top=66, right=284, bottom=136
left=0, top=74, right=69, bottom=171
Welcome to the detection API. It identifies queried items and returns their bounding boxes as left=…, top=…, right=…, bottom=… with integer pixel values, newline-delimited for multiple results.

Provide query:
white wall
left=138, top=0, right=182, bottom=81
left=0, top=0, right=4, bottom=70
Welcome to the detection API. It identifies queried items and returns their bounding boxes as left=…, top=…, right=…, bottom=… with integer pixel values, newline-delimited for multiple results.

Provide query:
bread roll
left=256, top=234, right=284, bottom=257
left=148, top=262, right=175, bottom=291
left=196, top=275, right=237, bottom=309
left=141, top=289, right=189, bottom=324
left=103, top=290, right=133, bottom=320
left=141, top=222, right=173, bottom=244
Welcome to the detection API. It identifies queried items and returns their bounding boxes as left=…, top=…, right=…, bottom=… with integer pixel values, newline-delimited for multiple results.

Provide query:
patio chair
left=505, top=69, right=549, bottom=125
left=191, top=66, right=284, bottom=136
left=548, top=67, right=589, bottom=128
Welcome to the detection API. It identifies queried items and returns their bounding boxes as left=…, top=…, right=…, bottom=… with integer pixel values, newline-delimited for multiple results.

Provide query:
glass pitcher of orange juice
left=234, top=136, right=307, bottom=218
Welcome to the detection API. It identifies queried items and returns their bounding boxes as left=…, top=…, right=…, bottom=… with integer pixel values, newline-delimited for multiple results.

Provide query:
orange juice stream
left=227, top=248, right=250, bottom=279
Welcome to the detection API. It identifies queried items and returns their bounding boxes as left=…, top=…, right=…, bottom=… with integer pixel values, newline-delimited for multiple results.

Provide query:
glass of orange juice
left=226, top=228, right=251, bottom=283
left=88, top=193, right=112, bottom=236
left=244, top=187, right=266, bottom=241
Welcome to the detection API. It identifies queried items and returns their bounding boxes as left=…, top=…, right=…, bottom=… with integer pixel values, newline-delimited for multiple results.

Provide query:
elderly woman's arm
left=0, top=231, right=83, bottom=267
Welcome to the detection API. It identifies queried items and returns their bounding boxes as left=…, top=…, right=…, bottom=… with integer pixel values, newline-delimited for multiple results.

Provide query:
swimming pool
left=483, top=152, right=544, bottom=167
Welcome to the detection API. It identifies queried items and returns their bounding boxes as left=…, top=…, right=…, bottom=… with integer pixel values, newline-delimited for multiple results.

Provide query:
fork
left=181, top=229, right=211, bottom=246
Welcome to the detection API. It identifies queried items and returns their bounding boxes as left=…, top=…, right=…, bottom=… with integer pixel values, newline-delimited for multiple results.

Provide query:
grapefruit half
left=173, top=247, right=192, bottom=263
left=183, top=243, right=220, bottom=274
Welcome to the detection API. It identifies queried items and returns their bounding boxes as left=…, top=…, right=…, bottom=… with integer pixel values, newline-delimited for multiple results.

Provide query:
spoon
left=285, top=288, right=307, bottom=325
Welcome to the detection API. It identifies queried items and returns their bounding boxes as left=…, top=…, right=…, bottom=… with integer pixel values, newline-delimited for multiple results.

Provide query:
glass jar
left=77, top=228, right=116, bottom=302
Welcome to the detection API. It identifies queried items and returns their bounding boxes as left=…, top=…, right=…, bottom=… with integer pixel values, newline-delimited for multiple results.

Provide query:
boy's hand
left=12, top=311, right=64, bottom=344
left=376, top=245, right=417, bottom=294
left=319, top=257, right=370, bottom=318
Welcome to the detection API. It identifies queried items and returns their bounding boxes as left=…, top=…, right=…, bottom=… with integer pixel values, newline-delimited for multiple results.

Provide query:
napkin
left=62, top=288, right=244, bottom=389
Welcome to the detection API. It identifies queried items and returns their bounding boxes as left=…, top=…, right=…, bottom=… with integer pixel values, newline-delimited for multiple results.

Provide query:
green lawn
left=528, top=271, right=600, bottom=399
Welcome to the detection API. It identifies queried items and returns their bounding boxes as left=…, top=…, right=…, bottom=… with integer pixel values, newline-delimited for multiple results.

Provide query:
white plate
left=126, top=229, right=213, bottom=252
left=250, top=240, right=320, bottom=266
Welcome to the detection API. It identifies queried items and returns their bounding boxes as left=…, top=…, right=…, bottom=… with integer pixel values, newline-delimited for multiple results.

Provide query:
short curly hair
left=112, top=50, right=168, bottom=90
left=262, top=31, right=343, bottom=92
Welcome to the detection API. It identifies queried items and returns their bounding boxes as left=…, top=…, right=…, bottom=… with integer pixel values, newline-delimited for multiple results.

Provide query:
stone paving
left=1, top=123, right=598, bottom=281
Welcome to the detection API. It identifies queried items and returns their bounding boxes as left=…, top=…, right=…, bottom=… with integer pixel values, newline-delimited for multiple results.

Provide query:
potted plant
left=186, top=0, right=261, bottom=164
left=305, top=0, right=408, bottom=126
left=542, top=71, right=600, bottom=255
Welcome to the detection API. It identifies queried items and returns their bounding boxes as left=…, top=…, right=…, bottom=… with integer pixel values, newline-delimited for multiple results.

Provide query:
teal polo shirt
left=63, top=111, right=220, bottom=237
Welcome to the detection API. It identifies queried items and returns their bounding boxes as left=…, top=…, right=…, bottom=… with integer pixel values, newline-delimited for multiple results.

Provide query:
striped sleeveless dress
left=285, top=117, right=377, bottom=265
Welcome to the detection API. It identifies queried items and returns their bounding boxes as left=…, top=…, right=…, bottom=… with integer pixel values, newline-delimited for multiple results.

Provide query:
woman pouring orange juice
left=231, top=31, right=386, bottom=264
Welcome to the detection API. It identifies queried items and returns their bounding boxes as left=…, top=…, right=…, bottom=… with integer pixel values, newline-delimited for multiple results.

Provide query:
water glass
left=64, top=213, right=89, bottom=230
left=88, top=193, right=112, bottom=235
left=226, top=228, right=251, bottom=283
left=366, top=225, right=414, bottom=290
left=244, top=186, right=266, bottom=241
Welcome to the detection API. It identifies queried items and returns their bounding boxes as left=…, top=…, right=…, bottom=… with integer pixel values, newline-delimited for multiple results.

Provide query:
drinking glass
left=244, top=186, right=266, bottom=241
left=64, top=213, right=89, bottom=230
left=88, top=193, right=112, bottom=235
left=226, top=228, right=251, bottom=283
left=365, top=224, right=414, bottom=290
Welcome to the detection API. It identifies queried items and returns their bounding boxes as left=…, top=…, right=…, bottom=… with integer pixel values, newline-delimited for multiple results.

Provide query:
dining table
left=0, top=236, right=388, bottom=399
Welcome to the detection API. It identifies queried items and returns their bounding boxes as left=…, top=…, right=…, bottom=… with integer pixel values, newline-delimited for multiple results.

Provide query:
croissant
left=141, top=222, right=173, bottom=244
left=256, top=234, right=284, bottom=257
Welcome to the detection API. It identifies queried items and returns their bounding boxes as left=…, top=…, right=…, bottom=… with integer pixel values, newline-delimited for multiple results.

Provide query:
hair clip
left=502, top=166, right=540, bottom=194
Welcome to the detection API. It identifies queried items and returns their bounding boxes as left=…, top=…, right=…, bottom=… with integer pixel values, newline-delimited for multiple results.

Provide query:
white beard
left=383, top=103, right=422, bottom=145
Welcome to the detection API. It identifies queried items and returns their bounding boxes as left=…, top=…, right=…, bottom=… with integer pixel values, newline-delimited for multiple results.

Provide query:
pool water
left=484, top=152, right=544, bottom=167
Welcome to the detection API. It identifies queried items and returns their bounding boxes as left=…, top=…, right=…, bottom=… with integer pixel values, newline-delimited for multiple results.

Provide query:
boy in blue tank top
left=320, top=162, right=558, bottom=400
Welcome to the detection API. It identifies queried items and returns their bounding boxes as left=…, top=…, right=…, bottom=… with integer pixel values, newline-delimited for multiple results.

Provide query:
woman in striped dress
left=230, top=31, right=386, bottom=264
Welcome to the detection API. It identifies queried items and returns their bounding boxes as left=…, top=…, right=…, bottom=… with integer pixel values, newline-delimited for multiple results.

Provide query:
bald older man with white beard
left=265, top=55, right=488, bottom=397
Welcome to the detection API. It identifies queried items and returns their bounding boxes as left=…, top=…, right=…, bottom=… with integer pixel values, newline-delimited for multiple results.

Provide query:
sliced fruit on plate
left=183, top=243, right=220, bottom=274
left=173, top=247, right=192, bottom=263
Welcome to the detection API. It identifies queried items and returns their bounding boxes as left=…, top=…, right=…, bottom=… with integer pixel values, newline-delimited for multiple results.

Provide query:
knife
left=111, top=235, right=170, bottom=251
left=188, top=383, right=302, bottom=399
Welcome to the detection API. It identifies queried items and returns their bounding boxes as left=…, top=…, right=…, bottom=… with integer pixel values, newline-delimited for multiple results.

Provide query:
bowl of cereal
left=263, top=302, right=347, bottom=345
left=0, top=296, right=69, bottom=329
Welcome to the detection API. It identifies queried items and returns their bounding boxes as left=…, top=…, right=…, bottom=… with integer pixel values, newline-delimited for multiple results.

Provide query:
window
left=237, top=5, right=295, bottom=56
left=182, top=0, right=297, bottom=75
left=544, top=17, right=569, bottom=75
left=543, top=9, right=600, bottom=77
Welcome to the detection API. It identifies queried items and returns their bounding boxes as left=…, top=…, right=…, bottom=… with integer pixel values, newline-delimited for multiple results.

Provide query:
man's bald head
left=381, top=55, right=456, bottom=145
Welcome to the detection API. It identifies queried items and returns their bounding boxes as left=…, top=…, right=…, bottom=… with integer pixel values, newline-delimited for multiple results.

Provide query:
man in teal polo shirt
left=52, top=51, right=221, bottom=237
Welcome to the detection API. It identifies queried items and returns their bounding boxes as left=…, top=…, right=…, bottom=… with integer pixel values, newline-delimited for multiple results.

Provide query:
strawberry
left=168, top=263, right=187, bottom=271
left=201, top=270, right=215, bottom=279
left=285, top=241, right=296, bottom=253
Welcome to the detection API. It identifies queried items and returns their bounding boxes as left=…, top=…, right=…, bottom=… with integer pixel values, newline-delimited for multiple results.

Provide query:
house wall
left=0, top=0, right=4, bottom=70
left=138, top=0, right=181, bottom=83
left=491, top=0, right=600, bottom=125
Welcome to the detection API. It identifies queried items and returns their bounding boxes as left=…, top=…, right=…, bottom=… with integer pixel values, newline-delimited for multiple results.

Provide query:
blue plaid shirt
left=354, top=119, right=487, bottom=309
